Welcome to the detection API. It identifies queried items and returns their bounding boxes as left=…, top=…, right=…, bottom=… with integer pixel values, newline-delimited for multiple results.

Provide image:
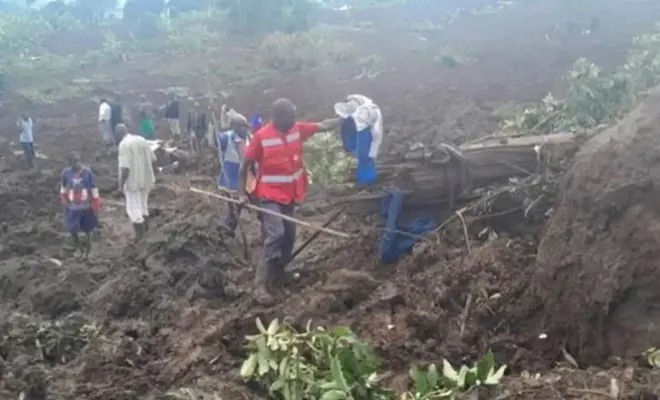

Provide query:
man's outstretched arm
left=317, top=117, right=343, bottom=132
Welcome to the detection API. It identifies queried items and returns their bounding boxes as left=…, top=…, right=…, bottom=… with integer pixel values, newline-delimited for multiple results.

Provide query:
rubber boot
left=254, top=286, right=275, bottom=306
left=133, top=223, right=145, bottom=241
left=254, top=261, right=277, bottom=305
left=270, top=261, right=288, bottom=291
left=82, top=233, right=92, bottom=260
left=70, top=232, right=82, bottom=259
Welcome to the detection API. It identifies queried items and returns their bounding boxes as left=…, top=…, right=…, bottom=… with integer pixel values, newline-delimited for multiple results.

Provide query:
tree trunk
left=329, top=132, right=578, bottom=208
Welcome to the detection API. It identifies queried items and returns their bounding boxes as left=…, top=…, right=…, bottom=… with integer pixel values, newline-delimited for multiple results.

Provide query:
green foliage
left=644, top=347, right=660, bottom=368
left=434, top=46, right=474, bottom=69
left=41, top=2, right=85, bottom=31
left=158, top=9, right=226, bottom=53
left=218, top=0, right=319, bottom=34
left=0, top=12, right=54, bottom=55
left=305, top=133, right=354, bottom=188
left=502, top=23, right=660, bottom=135
left=404, top=364, right=453, bottom=399
left=241, top=319, right=506, bottom=400
left=402, top=353, right=506, bottom=399
left=240, top=318, right=393, bottom=400
left=259, top=29, right=356, bottom=71
left=0, top=313, right=102, bottom=365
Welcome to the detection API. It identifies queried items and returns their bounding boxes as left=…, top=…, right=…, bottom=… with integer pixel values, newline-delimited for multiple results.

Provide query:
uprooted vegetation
left=4, top=0, right=660, bottom=399
left=501, top=22, right=660, bottom=136
left=239, top=318, right=506, bottom=399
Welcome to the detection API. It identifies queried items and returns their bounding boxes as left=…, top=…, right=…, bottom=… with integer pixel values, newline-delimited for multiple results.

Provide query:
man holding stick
left=217, top=106, right=252, bottom=236
left=238, top=98, right=342, bottom=304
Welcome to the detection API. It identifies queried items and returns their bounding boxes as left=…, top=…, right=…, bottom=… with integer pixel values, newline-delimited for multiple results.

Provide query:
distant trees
left=167, top=0, right=207, bottom=17
left=216, top=0, right=319, bottom=34
left=39, top=0, right=117, bottom=26
left=2, top=0, right=322, bottom=35
left=122, top=0, right=165, bottom=39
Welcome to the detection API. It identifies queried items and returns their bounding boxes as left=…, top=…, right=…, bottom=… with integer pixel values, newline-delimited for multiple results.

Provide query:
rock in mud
left=528, top=86, right=660, bottom=364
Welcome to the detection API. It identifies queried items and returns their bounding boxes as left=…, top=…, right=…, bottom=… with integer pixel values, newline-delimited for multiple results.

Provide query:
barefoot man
left=60, top=152, right=101, bottom=259
left=238, top=98, right=342, bottom=304
left=115, top=123, right=157, bottom=240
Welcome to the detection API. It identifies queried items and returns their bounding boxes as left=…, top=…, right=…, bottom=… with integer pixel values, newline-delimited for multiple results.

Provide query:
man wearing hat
left=217, top=105, right=253, bottom=235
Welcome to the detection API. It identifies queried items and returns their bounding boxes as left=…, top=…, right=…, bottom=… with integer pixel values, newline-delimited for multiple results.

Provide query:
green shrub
left=304, top=133, right=354, bottom=188
left=501, top=22, right=660, bottom=135
left=259, top=30, right=355, bottom=71
left=240, top=318, right=507, bottom=400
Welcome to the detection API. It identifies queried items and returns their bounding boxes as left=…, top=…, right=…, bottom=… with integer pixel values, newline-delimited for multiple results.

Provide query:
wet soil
left=2, top=1, right=660, bottom=399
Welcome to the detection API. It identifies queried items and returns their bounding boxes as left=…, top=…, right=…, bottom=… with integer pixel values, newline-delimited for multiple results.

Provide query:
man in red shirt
left=239, top=98, right=342, bottom=304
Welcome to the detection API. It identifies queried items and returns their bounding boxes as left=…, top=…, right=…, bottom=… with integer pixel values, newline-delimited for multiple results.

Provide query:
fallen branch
left=455, top=210, right=471, bottom=253
left=190, top=187, right=352, bottom=239
left=459, top=294, right=473, bottom=338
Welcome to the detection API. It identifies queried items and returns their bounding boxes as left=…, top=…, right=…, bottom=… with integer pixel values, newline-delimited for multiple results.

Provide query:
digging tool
left=217, top=168, right=251, bottom=261
left=190, top=187, right=352, bottom=238
left=287, top=206, right=347, bottom=266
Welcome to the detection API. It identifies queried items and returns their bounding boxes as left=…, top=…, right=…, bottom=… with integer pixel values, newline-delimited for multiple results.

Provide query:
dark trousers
left=226, top=201, right=241, bottom=232
left=20, top=142, right=34, bottom=166
left=221, top=191, right=248, bottom=233
left=255, top=200, right=296, bottom=287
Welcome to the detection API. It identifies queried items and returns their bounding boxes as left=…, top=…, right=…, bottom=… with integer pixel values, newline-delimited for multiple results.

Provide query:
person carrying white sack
left=334, top=94, right=383, bottom=185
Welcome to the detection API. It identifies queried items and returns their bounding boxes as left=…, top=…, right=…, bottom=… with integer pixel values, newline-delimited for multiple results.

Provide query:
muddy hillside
left=2, top=0, right=660, bottom=399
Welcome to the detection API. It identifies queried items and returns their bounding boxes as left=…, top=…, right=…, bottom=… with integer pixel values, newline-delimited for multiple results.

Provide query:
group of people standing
left=63, top=94, right=259, bottom=260
left=61, top=92, right=386, bottom=305
left=61, top=121, right=157, bottom=259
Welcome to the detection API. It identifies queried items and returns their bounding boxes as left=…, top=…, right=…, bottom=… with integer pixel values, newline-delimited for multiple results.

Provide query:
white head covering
left=333, top=94, right=383, bottom=159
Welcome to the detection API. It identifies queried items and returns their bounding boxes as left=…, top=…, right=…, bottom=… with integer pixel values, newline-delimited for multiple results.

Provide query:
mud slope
left=528, top=86, right=660, bottom=364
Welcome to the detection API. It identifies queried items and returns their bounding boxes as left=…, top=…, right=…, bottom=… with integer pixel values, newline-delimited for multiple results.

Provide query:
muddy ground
left=2, top=1, right=660, bottom=399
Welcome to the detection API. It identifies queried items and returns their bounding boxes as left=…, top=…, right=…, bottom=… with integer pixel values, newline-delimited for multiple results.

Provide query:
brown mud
left=2, top=1, right=660, bottom=399
left=520, top=86, right=660, bottom=366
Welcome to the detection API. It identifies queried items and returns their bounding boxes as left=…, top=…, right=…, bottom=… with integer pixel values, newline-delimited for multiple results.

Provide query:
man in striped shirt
left=60, top=152, right=101, bottom=259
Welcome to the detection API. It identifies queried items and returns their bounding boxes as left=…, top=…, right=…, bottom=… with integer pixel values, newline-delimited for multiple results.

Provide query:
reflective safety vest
left=254, top=125, right=308, bottom=204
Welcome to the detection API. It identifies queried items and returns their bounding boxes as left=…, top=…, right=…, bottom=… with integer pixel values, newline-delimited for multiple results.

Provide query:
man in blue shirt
left=17, top=113, right=34, bottom=168
left=217, top=110, right=250, bottom=235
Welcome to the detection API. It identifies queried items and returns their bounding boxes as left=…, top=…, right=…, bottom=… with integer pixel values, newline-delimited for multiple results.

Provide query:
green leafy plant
left=402, top=352, right=507, bottom=399
left=501, top=22, right=660, bottom=136
left=241, top=319, right=506, bottom=400
left=259, top=29, right=355, bottom=71
left=644, top=347, right=660, bottom=368
left=404, top=364, right=453, bottom=399
left=305, top=132, right=354, bottom=188
left=441, top=352, right=506, bottom=391
left=240, top=318, right=392, bottom=400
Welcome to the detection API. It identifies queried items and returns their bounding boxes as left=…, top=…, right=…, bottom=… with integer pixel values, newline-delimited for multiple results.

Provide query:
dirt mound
left=525, top=87, right=660, bottom=364
left=5, top=3, right=660, bottom=396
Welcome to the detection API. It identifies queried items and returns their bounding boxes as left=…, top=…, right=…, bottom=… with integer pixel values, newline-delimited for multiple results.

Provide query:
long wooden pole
left=190, top=187, right=352, bottom=239
left=288, top=206, right=347, bottom=264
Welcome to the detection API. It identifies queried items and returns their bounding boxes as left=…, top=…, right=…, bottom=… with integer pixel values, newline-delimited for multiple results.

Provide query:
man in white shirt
left=98, top=99, right=114, bottom=147
left=115, top=123, right=157, bottom=240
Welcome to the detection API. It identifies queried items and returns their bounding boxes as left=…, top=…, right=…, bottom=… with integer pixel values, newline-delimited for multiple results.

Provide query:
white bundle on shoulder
left=333, top=94, right=383, bottom=159
left=220, top=104, right=248, bottom=130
